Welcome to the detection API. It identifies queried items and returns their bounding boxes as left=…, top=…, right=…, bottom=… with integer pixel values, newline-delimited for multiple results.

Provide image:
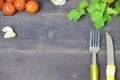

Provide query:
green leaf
left=67, top=9, right=81, bottom=21
left=78, top=8, right=86, bottom=15
left=94, top=19, right=105, bottom=29
left=87, top=5, right=94, bottom=13
left=67, top=0, right=120, bottom=29
left=67, top=8, right=85, bottom=21
left=79, top=0, right=89, bottom=8
left=100, top=2, right=106, bottom=12
left=87, top=4, right=100, bottom=13
left=115, top=0, right=120, bottom=7
left=104, top=10, right=112, bottom=22
left=91, top=11, right=103, bottom=22
left=91, top=0, right=100, bottom=4
left=107, top=7, right=118, bottom=15
left=115, top=0, right=120, bottom=12
left=90, top=11, right=105, bottom=29
left=102, top=0, right=106, bottom=1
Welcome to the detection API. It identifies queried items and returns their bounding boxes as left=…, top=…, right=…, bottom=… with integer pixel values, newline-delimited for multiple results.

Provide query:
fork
left=89, top=29, right=100, bottom=80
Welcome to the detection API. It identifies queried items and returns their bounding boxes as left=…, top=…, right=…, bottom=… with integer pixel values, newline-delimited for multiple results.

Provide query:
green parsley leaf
left=107, top=7, right=118, bottom=15
left=94, top=19, right=105, bottom=29
left=67, top=8, right=85, bottom=21
left=115, top=0, right=120, bottom=7
left=115, top=0, right=120, bottom=12
left=90, top=11, right=105, bottom=29
left=79, top=0, right=88, bottom=8
left=77, top=8, right=86, bottom=16
left=87, top=4, right=100, bottom=13
left=91, top=11, right=103, bottom=22
left=104, top=10, right=112, bottom=22
left=67, top=9, right=81, bottom=21
left=67, top=0, right=120, bottom=29
left=91, top=0, right=100, bottom=4
left=100, top=2, right=106, bottom=12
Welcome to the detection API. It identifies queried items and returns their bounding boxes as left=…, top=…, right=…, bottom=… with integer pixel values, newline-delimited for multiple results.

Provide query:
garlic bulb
left=2, top=26, right=17, bottom=38
left=51, top=0, right=66, bottom=6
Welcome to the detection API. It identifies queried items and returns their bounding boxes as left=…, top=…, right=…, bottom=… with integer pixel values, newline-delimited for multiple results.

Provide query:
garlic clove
left=59, top=0, right=66, bottom=6
left=2, top=26, right=14, bottom=32
left=51, top=0, right=66, bottom=6
left=4, top=31, right=16, bottom=38
left=51, top=0, right=58, bottom=5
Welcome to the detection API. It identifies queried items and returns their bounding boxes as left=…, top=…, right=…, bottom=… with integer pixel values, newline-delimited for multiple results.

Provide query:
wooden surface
left=0, top=0, right=120, bottom=80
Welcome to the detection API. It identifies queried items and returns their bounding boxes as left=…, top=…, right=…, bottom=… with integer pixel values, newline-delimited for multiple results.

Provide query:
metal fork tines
left=89, top=29, right=100, bottom=80
left=89, top=29, right=100, bottom=64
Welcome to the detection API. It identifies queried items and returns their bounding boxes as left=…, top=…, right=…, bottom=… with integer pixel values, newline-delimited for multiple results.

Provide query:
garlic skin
left=2, top=26, right=17, bottom=38
left=51, top=0, right=66, bottom=6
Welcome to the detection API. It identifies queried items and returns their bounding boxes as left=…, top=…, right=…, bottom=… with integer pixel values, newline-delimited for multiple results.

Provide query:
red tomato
left=25, top=0, right=35, bottom=2
left=6, top=0, right=15, bottom=3
left=2, top=2, right=16, bottom=16
left=0, top=0, right=4, bottom=10
left=14, top=0, right=26, bottom=11
left=26, top=1, right=39, bottom=13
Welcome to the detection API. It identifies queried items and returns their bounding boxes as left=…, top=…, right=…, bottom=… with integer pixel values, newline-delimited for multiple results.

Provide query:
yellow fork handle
left=106, top=65, right=116, bottom=80
left=90, top=64, right=98, bottom=80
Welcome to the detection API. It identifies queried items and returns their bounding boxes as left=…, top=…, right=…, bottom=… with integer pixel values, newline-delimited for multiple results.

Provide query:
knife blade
left=105, top=31, right=116, bottom=80
left=105, top=31, right=114, bottom=65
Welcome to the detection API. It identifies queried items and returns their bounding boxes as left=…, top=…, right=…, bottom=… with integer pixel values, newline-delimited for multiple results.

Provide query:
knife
left=105, top=31, right=116, bottom=80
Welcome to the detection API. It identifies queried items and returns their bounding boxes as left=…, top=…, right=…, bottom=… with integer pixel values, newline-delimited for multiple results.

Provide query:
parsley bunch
left=67, top=0, right=120, bottom=29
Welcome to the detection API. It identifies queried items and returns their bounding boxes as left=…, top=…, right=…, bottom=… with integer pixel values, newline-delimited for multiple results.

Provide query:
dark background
left=0, top=0, right=120, bottom=80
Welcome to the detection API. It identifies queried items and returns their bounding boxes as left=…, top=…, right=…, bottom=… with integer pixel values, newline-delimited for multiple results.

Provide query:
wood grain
left=0, top=0, right=120, bottom=80
left=0, top=50, right=119, bottom=80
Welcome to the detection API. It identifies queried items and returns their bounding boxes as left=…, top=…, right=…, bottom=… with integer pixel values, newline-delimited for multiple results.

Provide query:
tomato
left=6, top=0, right=15, bottom=3
left=2, top=2, right=16, bottom=16
left=26, top=1, right=39, bottom=13
left=25, top=0, right=35, bottom=2
left=14, top=0, right=26, bottom=11
left=0, top=0, right=4, bottom=10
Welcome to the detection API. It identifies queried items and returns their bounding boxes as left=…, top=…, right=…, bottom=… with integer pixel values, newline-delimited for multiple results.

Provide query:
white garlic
left=51, top=0, right=66, bottom=6
left=2, top=26, right=17, bottom=38
left=2, top=26, right=14, bottom=32
left=4, top=31, right=16, bottom=38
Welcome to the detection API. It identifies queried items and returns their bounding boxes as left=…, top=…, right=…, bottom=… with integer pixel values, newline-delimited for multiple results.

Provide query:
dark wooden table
left=0, top=0, right=120, bottom=80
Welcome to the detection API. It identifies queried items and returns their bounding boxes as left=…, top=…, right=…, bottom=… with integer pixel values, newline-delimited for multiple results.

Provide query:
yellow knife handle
left=106, top=65, right=116, bottom=80
left=90, top=64, right=98, bottom=80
